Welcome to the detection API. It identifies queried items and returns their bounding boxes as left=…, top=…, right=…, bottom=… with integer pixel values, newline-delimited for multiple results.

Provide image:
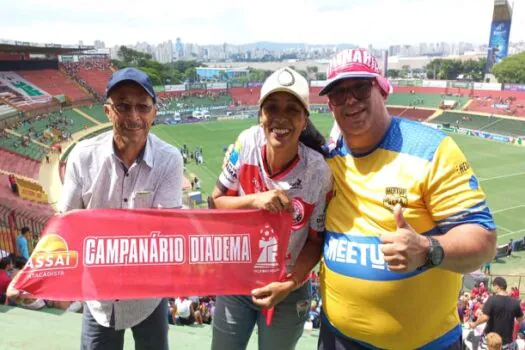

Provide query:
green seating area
left=483, top=118, right=525, bottom=137
left=0, top=133, right=47, bottom=160
left=12, top=110, right=96, bottom=145
left=430, top=112, right=525, bottom=137
left=387, top=93, right=469, bottom=110
left=61, top=110, right=96, bottom=133
left=432, top=112, right=492, bottom=130
left=77, top=104, right=108, bottom=124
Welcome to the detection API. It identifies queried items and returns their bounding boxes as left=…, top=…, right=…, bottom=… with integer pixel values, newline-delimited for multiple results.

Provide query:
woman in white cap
left=210, top=67, right=332, bottom=350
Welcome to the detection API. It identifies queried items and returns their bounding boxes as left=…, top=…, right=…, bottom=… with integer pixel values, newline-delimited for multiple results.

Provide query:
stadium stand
left=386, top=107, right=436, bottom=121
left=387, top=92, right=469, bottom=109
left=467, top=95, right=525, bottom=117
left=0, top=176, right=54, bottom=222
left=62, top=59, right=112, bottom=99
left=430, top=111, right=525, bottom=137
left=12, top=110, right=96, bottom=145
left=76, top=104, right=108, bottom=124
left=0, top=133, right=47, bottom=161
left=16, top=70, right=92, bottom=105
left=230, top=87, right=260, bottom=105
left=0, top=102, right=18, bottom=120
left=0, top=149, right=41, bottom=180
left=309, top=87, right=329, bottom=104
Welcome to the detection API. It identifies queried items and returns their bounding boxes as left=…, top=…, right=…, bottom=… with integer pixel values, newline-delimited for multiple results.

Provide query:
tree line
left=114, top=46, right=525, bottom=85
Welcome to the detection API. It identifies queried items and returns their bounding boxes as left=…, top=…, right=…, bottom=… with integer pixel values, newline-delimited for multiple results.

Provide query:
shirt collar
left=107, top=132, right=154, bottom=169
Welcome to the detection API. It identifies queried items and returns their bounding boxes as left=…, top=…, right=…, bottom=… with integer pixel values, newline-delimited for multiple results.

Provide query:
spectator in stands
left=480, top=282, right=488, bottom=295
left=484, top=261, right=492, bottom=275
left=517, top=330, right=525, bottom=350
left=8, top=67, right=183, bottom=350
left=16, top=227, right=30, bottom=259
left=193, top=176, right=201, bottom=190
left=8, top=174, right=18, bottom=195
left=317, top=48, right=496, bottom=350
left=486, top=332, right=503, bottom=350
left=0, top=256, right=13, bottom=304
left=508, top=239, right=514, bottom=257
left=210, top=67, right=332, bottom=350
left=173, top=296, right=201, bottom=325
left=470, top=277, right=524, bottom=348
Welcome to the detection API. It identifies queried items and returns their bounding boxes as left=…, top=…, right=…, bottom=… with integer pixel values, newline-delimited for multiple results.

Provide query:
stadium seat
left=17, top=70, right=92, bottom=105
left=0, top=148, right=41, bottom=179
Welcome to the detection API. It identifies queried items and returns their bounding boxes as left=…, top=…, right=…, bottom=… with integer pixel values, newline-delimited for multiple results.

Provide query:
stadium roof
left=0, top=39, right=94, bottom=54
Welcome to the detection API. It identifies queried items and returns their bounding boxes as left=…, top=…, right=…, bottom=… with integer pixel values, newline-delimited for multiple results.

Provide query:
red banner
left=13, top=209, right=291, bottom=300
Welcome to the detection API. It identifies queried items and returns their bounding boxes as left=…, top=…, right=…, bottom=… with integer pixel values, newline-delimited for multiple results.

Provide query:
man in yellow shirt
left=318, top=49, right=497, bottom=349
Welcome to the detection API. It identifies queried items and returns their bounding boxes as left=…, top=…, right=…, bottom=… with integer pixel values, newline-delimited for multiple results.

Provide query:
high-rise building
left=154, top=40, right=173, bottom=63
left=94, top=40, right=106, bottom=49
left=175, top=37, right=183, bottom=59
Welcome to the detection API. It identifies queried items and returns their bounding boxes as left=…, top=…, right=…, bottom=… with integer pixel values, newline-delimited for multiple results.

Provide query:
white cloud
left=0, top=0, right=524, bottom=46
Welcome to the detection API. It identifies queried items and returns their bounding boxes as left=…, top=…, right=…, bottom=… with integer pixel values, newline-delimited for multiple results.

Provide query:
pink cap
left=319, top=48, right=392, bottom=97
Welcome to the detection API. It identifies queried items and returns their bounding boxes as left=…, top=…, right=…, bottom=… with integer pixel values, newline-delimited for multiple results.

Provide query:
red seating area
left=387, top=107, right=435, bottom=121
left=230, top=87, right=261, bottom=105
left=0, top=148, right=41, bottom=179
left=17, top=69, right=91, bottom=103
left=229, top=87, right=328, bottom=106
left=0, top=175, right=54, bottom=224
left=74, top=60, right=112, bottom=96
left=467, top=97, right=525, bottom=117
left=309, top=87, right=328, bottom=104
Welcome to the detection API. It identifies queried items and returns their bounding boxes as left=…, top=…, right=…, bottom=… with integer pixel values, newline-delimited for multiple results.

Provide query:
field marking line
left=479, top=171, right=525, bottom=182
left=499, top=228, right=525, bottom=238
left=497, top=225, right=513, bottom=233
left=492, top=204, right=525, bottom=214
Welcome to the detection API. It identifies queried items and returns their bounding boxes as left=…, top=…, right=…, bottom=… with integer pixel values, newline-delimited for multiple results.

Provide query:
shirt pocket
left=130, top=190, right=154, bottom=209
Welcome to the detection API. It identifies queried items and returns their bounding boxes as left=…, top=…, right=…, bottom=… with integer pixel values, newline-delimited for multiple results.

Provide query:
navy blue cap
left=105, top=67, right=156, bottom=103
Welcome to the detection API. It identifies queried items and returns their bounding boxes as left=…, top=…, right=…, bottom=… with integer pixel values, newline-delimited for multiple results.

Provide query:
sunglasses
left=327, top=80, right=375, bottom=106
left=107, top=102, right=154, bottom=114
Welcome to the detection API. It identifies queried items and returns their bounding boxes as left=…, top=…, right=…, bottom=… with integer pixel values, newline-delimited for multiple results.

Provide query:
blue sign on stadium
left=487, top=20, right=512, bottom=65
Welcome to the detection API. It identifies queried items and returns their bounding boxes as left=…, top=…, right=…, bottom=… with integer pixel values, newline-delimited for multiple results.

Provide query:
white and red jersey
left=217, top=125, right=332, bottom=272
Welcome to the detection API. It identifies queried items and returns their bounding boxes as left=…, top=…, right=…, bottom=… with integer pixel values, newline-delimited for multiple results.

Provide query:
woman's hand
left=251, top=280, right=296, bottom=308
left=251, top=189, right=292, bottom=213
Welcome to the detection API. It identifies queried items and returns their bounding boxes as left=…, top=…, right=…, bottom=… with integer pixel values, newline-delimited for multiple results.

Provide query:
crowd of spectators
left=61, top=59, right=111, bottom=102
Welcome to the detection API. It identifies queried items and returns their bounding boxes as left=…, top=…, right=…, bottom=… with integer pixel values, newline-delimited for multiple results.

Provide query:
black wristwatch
left=420, top=236, right=445, bottom=269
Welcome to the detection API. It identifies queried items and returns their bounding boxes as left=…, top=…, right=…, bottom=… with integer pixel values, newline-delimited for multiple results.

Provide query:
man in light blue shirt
left=16, top=227, right=30, bottom=259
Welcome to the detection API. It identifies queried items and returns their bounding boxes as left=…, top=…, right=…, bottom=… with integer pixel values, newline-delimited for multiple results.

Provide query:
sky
left=1, top=0, right=525, bottom=48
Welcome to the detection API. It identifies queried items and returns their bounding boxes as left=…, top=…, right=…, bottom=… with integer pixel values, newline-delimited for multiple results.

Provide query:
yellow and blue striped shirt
left=321, top=117, right=495, bottom=349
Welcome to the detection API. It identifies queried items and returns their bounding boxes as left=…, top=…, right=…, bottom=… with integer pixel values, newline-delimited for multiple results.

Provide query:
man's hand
left=251, top=280, right=296, bottom=308
left=380, top=204, right=429, bottom=273
left=6, top=281, right=20, bottom=299
left=251, top=189, right=292, bottom=213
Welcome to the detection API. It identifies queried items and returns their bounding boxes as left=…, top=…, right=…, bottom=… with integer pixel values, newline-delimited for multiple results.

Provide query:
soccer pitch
left=152, top=113, right=525, bottom=244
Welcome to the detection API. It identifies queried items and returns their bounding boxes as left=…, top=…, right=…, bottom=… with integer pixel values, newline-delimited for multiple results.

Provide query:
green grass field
left=152, top=113, right=525, bottom=246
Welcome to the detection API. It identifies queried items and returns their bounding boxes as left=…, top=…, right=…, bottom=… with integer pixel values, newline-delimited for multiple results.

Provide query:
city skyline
left=1, top=0, right=525, bottom=48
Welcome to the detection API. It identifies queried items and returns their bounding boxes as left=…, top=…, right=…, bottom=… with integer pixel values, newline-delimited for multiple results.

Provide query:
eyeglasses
left=327, top=80, right=375, bottom=106
left=106, top=102, right=154, bottom=114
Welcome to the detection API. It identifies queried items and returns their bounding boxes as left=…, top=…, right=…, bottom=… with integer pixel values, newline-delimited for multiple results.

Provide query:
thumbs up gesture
left=380, top=204, right=429, bottom=273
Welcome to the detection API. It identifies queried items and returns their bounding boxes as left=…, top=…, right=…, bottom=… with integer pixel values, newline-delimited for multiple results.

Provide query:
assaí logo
left=24, top=233, right=78, bottom=272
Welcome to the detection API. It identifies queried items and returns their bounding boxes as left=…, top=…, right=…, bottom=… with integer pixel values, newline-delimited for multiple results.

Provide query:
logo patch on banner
left=25, top=233, right=78, bottom=275
left=254, top=224, right=279, bottom=273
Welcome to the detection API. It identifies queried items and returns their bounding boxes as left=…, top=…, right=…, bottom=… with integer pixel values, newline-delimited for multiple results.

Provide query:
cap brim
left=259, top=87, right=310, bottom=113
left=318, top=72, right=379, bottom=96
left=106, top=79, right=156, bottom=102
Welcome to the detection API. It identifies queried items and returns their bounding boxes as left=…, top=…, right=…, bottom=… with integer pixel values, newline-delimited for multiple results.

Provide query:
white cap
left=259, top=67, right=310, bottom=113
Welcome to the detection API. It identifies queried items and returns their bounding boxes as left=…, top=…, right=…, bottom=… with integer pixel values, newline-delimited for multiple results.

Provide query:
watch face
left=430, top=242, right=445, bottom=266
